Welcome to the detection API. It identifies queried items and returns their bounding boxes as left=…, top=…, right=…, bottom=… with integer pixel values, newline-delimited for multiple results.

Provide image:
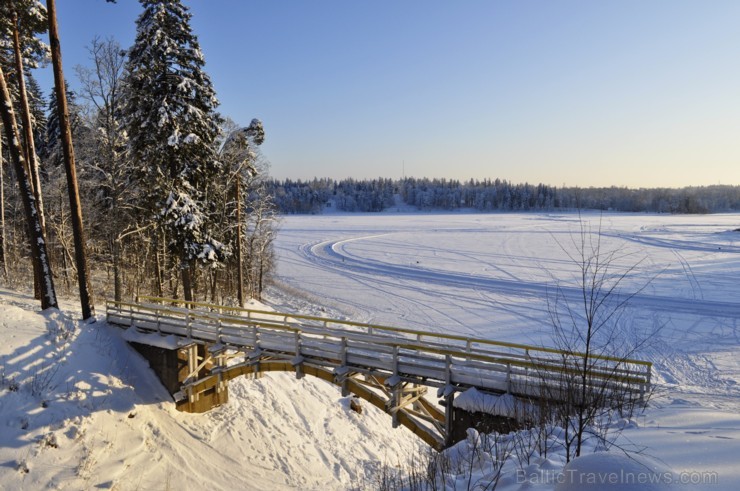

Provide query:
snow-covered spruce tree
left=123, top=0, right=225, bottom=301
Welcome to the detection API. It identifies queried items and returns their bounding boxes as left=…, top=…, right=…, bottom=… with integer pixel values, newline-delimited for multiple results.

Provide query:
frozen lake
left=274, top=211, right=740, bottom=409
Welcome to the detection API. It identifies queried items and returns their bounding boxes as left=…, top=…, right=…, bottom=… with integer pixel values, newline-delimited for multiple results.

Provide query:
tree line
left=268, top=177, right=740, bottom=214
left=1, top=0, right=277, bottom=313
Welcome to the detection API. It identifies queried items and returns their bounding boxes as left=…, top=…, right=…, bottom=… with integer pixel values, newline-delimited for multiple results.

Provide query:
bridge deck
left=106, top=296, right=651, bottom=448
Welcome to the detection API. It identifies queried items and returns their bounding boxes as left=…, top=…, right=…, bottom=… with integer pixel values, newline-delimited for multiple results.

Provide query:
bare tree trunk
left=154, top=248, right=163, bottom=297
left=257, top=260, right=264, bottom=301
left=11, top=12, right=46, bottom=234
left=235, top=174, right=244, bottom=307
left=181, top=259, right=193, bottom=304
left=210, top=270, right=218, bottom=303
left=11, top=12, right=46, bottom=299
left=47, top=0, right=94, bottom=320
left=0, top=136, right=8, bottom=281
left=0, top=64, right=58, bottom=309
left=112, top=237, right=122, bottom=302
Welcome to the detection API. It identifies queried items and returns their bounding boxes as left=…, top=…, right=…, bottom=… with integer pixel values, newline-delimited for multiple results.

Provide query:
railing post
left=340, top=337, right=349, bottom=396
left=293, top=331, right=304, bottom=379
left=641, top=364, right=651, bottom=403
left=341, top=337, right=348, bottom=366
left=253, top=327, right=262, bottom=379
left=444, top=355, right=455, bottom=448
left=390, top=346, right=402, bottom=427
left=216, top=352, right=227, bottom=394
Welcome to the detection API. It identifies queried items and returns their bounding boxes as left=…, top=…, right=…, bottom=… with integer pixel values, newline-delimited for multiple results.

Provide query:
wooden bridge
left=106, top=296, right=652, bottom=449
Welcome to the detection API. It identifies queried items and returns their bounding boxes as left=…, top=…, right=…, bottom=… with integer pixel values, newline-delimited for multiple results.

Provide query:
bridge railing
left=136, top=296, right=650, bottom=366
left=107, top=296, right=651, bottom=399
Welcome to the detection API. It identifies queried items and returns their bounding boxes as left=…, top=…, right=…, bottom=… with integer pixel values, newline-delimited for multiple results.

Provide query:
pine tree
left=46, top=0, right=95, bottom=319
left=123, top=0, right=224, bottom=301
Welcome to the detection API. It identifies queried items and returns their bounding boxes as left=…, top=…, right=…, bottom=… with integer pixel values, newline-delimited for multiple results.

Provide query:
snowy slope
left=0, top=288, right=420, bottom=490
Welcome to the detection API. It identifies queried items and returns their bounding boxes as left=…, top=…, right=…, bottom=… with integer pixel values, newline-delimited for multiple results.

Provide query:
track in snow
left=273, top=213, right=740, bottom=408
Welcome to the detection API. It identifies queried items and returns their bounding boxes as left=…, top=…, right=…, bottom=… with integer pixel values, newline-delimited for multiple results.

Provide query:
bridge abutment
left=130, top=342, right=229, bottom=413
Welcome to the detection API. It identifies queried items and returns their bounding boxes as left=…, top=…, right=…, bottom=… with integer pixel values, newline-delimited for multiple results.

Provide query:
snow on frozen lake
left=272, top=210, right=740, bottom=488
left=275, top=212, right=740, bottom=404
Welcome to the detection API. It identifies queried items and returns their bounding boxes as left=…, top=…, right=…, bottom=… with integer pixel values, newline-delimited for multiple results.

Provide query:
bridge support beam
left=129, top=341, right=228, bottom=413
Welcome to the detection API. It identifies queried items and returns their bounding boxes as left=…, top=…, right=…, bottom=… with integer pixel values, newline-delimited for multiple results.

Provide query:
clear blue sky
left=35, top=0, right=740, bottom=187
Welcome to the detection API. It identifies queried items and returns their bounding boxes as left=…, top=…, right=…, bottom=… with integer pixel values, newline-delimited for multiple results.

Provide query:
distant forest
left=266, top=178, right=740, bottom=215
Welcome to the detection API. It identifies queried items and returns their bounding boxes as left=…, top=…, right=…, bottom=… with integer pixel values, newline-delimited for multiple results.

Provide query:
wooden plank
left=133, top=297, right=651, bottom=367
left=107, top=300, right=650, bottom=397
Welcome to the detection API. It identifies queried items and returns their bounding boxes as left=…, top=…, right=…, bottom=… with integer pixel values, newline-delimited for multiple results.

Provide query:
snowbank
left=554, top=452, right=676, bottom=491
left=453, top=387, right=530, bottom=418
left=0, top=288, right=420, bottom=490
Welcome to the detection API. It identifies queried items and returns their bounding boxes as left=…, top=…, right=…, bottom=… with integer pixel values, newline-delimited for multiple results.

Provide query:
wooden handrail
left=107, top=299, right=650, bottom=387
left=132, top=296, right=652, bottom=368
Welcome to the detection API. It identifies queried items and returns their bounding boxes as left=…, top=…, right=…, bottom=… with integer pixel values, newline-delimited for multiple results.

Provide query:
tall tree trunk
left=181, top=259, right=193, bottom=304
left=47, top=0, right=94, bottom=320
left=112, top=236, right=122, bottom=302
left=0, top=64, right=57, bottom=309
left=11, top=12, right=46, bottom=234
left=154, top=237, right=163, bottom=297
left=210, top=270, right=217, bottom=303
left=0, top=136, right=7, bottom=281
left=235, top=174, right=244, bottom=307
left=11, top=11, right=46, bottom=299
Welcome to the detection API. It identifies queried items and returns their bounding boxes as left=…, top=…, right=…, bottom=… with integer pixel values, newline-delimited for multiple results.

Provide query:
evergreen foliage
left=0, top=0, right=48, bottom=68
left=123, top=0, right=224, bottom=265
left=267, top=177, right=740, bottom=215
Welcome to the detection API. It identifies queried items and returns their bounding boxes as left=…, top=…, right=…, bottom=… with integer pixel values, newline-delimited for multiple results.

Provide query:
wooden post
left=340, top=337, right=349, bottom=395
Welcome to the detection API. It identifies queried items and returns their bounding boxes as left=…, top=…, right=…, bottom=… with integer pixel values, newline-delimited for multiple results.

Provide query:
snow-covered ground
left=272, top=211, right=740, bottom=488
left=1, top=211, right=739, bottom=489
left=0, top=290, right=420, bottom=490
